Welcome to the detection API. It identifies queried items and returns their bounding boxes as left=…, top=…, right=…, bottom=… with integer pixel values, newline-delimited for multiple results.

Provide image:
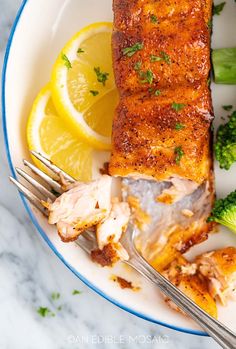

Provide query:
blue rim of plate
left=2, top=0, right=207, bottom=337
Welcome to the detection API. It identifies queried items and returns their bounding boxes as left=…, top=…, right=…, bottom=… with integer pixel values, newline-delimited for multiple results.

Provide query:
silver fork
left=10, top=151, right=236, bottom=349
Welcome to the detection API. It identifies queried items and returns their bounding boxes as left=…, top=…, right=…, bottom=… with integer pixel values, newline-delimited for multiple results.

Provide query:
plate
left=2, top=0, right=236, bottom=335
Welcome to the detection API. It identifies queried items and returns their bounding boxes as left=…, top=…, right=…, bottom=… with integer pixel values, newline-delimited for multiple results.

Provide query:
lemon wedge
left=27, top=84, right=93, bottom=181
left=51, top=22, right=118, bottom=150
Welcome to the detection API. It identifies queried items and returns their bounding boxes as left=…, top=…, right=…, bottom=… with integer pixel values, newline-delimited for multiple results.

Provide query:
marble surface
left=0, top=1, right=221, bottom=348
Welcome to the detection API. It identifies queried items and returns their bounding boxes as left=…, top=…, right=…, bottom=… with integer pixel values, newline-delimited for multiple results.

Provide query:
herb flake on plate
left=213, top=2, right=226, bottom=16
left=37, top=307, right=55, bottom=318
left=222, top=105, right=233, bottom=111
left=72, top=289, right=82, bottom=295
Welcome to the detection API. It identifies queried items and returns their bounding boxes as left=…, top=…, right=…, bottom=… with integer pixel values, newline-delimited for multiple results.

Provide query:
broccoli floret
left=214, top=111, right=236, bottom=170
left=207, top=190, right=236, bottom=233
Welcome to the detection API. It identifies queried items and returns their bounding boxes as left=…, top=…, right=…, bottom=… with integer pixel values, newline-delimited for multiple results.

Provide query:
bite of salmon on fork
left=109, top=0, right=215, bottom=271
left=10, top=151, right=131, bottom=266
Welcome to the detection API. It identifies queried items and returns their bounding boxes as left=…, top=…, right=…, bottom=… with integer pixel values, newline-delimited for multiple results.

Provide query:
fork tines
left=9, top=151, right=75, bottom=215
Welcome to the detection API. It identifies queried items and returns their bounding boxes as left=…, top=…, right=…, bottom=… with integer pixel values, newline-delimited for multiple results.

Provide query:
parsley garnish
left=150, top=54, right=162, bottom=63
left=51, top=292, right=60, bottom=301
left=90, top=90, right=99, bottom=96
left=154, top=89, right=161, bottom=96
left=207, top=19, right=213, bottom=30
left=122, top=42, right=144, bottom=57
left=175, top=123, right=185, bottom=130
left=61, top=53, right=72, bottom=69
left=222, top=105, right=233, bottom=111
left=37, top=307, right=55, bottom=318
left=140, top=70, right=154, bottom=84
left=149, top=88, right=161, bottom=96
left=160, top=51, right=171, bottom=64
left=174, top=146, right=184, bottom=165
left=72, top=289, right=82, bottom=295
left=150, top=14, right=158, bottom=23
left=150, top=52, right=171, bottom=64
left=172, top=102, right=186, bottom=112
left=77, top=48, right=84, bottom=54
left=213, top=2, right=226, bottom=15
left=94, top=67, right=109, bottom=86
left=134, top=61, right=142, bottom=71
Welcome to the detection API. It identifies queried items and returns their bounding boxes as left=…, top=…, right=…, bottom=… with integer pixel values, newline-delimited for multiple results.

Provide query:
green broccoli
left=214, top=111, right=236, bottom=170
left=207, top=190, right=236, bottom=233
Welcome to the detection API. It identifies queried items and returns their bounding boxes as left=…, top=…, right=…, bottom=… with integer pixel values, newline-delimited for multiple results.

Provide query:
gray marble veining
left=0, top=1, right=220, bottom=348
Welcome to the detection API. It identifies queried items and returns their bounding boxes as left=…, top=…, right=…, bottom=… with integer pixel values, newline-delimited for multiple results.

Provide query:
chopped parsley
left=90, top=90, right=99, bottom=96
left=174, top=146, right=184, bottom=165
left=149, top=88, right=161, bottom=96
left=159, top=51, right=171, bottom=64
left=122, top=42, right=144, bottom=57
left=175, top=265, right=182, bottom=271
left=150, top=54, right=162, bottom=63
left=150, top=14, right=158, bottom=23
left=94, top=67, right=109, bottom=86
left=61, top=53, right=72, bottom=69
left=51, top=292, right=60, bottom=301
left=207, top=19, right=213, bottom=30
left=77, top=48, right=84, bottom=54
left=222, top=105, right=233, bottom=111
left=57, top=306, right=62, bottom=311
left=172, top=102, right=186, bottom=112
left=154, top=89, right=161, bottom=96
left=37, top=307, right=55, bottom=318
left=72, top=289, right=82, bottom=295
left=140, top=70, right=154, bottom=84
left=134, top=61, right=142, bottom=71
left=171, top=102, right=186, bottom=111
left=213, top=2, right=226, bottom=16
left=150, top=51, right=171, bottom=64
left=175, top=123, right=185, bottom=130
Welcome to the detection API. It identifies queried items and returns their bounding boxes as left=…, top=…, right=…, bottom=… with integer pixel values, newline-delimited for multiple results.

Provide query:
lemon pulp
left=27, top=85, right=93, bottom=181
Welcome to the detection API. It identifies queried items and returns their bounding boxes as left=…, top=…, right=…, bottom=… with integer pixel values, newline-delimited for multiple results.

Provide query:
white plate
left=2, top=0, right=236, bottom=335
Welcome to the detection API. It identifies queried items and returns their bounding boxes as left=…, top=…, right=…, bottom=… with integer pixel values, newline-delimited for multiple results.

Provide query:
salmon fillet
left=110, top=0, right=213, bottom=183
left=110, top=0, right=214, bottom=271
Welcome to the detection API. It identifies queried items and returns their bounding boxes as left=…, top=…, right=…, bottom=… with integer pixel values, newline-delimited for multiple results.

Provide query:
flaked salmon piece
left=156, top=177, right=199, bottom=204
left=196, top=247, right=236, bottom=306
left=96, top=199, right=130, bottom=250
left=93, top=199, right=130, bottom=266
left=45, top=175, right=112, bottom=242
left=162, top=256, right=217, bottom=318
left=91, top=241, right=129, bottom=267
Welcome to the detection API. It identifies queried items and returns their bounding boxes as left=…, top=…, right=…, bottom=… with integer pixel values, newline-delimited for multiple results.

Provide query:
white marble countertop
left=0, top=1, right=221, bottom=348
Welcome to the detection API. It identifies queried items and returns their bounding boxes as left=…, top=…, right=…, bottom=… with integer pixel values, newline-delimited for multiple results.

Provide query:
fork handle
left=128, top=254, right=236, bottom=349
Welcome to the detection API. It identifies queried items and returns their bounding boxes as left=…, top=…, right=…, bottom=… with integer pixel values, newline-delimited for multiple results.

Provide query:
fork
left=10, top=150, right=236, bottom=349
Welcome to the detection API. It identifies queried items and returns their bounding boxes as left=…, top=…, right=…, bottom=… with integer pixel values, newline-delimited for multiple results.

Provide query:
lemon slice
left=27, top=84, right=93, bottom=181
left=51, top=22, right=118, bottom=150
